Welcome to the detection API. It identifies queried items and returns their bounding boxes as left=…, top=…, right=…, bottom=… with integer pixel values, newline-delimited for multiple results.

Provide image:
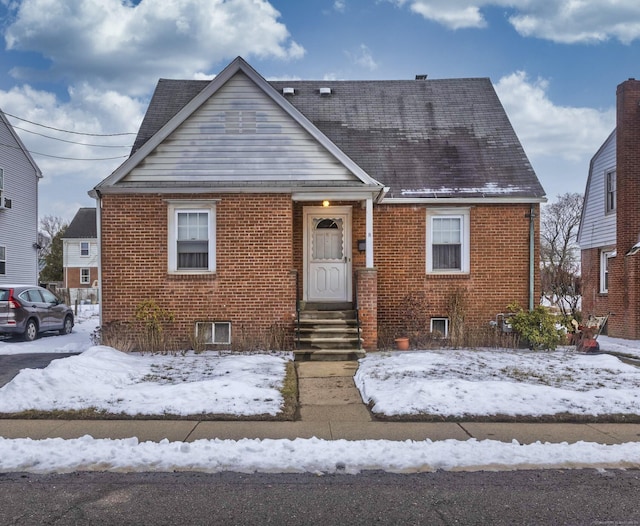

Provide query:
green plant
left=506, top=303, right=563, bottom=350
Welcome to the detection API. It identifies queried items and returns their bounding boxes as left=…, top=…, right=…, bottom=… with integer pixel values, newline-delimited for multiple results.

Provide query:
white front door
left=304, top=206, right=351, bottom=302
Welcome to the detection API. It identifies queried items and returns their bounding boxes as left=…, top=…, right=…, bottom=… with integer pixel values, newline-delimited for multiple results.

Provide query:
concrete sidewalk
left=1, top=361, right=639, bottom=444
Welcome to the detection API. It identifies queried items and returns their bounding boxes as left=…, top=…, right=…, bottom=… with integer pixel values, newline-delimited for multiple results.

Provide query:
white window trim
left=80, top=268, right=91, bottom=284
left=80, top=241, right=90, bottom=257
left=167, top=200, right=217, bottom=274
left=430, top=317, right=449, bottom=338
left=196, top=321, right=231, bottom=345
left=426, top=208, right=470, bottom=274
left=600, top=249, right=615, bottom=294
left=605, top=169, right=616, bottom=214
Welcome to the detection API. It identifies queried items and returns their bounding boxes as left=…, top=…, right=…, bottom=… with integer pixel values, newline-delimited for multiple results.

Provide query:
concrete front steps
left=294, top=302, right=365, bottom=361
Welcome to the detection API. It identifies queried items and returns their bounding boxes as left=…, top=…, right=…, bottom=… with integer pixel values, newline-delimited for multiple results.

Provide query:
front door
left=304, top=206, right=351, bottom=302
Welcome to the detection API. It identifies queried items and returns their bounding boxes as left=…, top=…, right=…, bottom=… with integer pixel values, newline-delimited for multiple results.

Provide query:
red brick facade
left=64, top=266, right=98, bottom=289
left=582, top=80, right=640, bottom=339
left=100, top=194, right=540, bottom=350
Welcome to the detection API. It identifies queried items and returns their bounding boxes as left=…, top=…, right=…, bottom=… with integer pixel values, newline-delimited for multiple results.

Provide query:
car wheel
left=24, top=319, right=38, bottom=341
left=59, top=315, right=73, bottom=336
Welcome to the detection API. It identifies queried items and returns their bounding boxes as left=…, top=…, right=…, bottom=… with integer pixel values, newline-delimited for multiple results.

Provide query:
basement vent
left=319, top=87, right=332, bottom=95
left=282, top=87, right=295, bottom=95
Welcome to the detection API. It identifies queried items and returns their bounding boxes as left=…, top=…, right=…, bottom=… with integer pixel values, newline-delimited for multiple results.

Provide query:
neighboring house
left=62, top=207, right=99, bottom=304
left=578, top=79, right=640, bottom=339
left=0, top=108, right=42, bottom=285
left=90, top=57, right=545, bottom=357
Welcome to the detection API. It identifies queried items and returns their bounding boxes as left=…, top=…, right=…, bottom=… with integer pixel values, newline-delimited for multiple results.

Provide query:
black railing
left=354, top=272, right=362, bottom=350
left=295, top=275, right=301, bottom=350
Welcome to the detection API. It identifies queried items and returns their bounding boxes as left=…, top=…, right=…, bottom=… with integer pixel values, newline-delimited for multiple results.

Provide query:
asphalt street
left=1, top=470, right=639, bottom=525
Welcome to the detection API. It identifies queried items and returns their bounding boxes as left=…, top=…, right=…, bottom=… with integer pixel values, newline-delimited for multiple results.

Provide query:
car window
left=0, top=290, right=8, bottom=301
left=40, top=289, right=59, bottom=304
left=23, top=289, right=44, bottom=302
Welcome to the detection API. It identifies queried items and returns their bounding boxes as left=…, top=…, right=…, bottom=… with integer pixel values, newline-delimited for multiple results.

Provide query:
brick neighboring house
left=90, top=57, right=545, bottom=357
left=62, top=207, right=99, bottom=303
left=578, top=79, right=640, bottom=339
left=0, top=108, right=42, bottom=284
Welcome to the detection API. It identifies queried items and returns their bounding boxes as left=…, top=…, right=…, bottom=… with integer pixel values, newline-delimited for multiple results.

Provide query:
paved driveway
left=0, top=353, right=79, bottom=387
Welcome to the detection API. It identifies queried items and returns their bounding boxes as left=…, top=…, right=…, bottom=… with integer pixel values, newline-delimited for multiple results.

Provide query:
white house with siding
left=0, top=108, right=42, bottom=285
left=62, top=207, right=99, bottom=304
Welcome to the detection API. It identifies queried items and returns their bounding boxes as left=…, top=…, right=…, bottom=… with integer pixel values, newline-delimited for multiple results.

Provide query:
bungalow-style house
left=90, top=57, right=545, bottom=358
left=0, top=108, right=42, bottom=285
left=578, top=79, right=640, bottom=339
left=62, top=207, right=99, bottom=304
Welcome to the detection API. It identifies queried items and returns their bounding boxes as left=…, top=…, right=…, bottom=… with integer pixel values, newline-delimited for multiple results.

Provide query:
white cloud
left=0, top=84, right=145, bottom=220
left=494, top=71, right=615, bottom=199
left=334, top=0, right=346, bottom=13
left=346, top=44, right=378, bottom=71
left=392, top=1, right=640, bottom=44
left=4, top=0, right=305, bottom=97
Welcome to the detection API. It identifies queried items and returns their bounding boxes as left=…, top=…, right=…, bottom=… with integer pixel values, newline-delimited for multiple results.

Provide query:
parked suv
left=0, top=285, right=74, bottom=341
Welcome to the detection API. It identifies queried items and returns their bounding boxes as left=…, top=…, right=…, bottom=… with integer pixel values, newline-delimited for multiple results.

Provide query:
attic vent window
left=225, top=110, right=256, bottom=134
left=282, top=87, right=295, bottom=95
left=319, top=87, right=332, bottom=95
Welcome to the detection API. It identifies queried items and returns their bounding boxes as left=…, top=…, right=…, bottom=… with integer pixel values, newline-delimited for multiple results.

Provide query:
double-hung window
left=167, top=201, right=216, bottom=273
left=600, top=249, right=615, bottom=293
left=80, top=241, right=89, bottom=257
left=605, top=169, right=616, bottom=214
left=80, top=268, right=90, bottom=284
left=426, top=208, right=470, bottom=274
left=0, top=246, right=5, bottom=275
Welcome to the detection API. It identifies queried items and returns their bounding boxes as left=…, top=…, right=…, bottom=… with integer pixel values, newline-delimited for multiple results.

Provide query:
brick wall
left=373, top=203, right=539, bottom=337
left=610, top=79, right=640, bottom=338
left=65, top=266, right=98, bottom=289
left=581, top=247, right=611, bottom=321
left=100, top=193, right=296, bottom=348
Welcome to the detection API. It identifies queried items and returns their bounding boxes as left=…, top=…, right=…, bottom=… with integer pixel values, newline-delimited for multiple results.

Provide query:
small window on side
left=80, top=268, right=90, bottom=284
left=430, top=318, right=449, bottom=338
left=80, top=242, right=89, bottom=257
left=605, top=169, right=616, bottom=214
left=195, top=322, right=231, bottom=345
left=0, top=245, right=5, bottom=275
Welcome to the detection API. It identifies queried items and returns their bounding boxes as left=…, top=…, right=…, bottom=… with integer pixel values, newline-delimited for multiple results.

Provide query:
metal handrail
left=295, top=273, right=301, bottom=350
left=354, top=272, right=362, bottom=350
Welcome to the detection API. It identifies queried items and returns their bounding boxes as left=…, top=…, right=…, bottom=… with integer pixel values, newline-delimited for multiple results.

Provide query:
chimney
left=616, top=79, right=640, bottom=253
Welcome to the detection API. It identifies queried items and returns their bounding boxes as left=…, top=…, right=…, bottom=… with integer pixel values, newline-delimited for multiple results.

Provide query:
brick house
left=578, top=79, right=640, bottom=339
left=62, top=207, right=99, bottom=303
left=90, top=57, right=545, bottom=357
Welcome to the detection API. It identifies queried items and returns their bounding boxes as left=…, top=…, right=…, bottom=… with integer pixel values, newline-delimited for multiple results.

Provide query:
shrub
left=506, top=303, right=563, bottom=350
left=134, top=299, right=176, bottom=354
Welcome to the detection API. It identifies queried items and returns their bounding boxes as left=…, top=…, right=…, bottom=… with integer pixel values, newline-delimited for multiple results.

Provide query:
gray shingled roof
left=64, top=207, right=97, bottom=238
left=131, top=76, right=545, bottom=199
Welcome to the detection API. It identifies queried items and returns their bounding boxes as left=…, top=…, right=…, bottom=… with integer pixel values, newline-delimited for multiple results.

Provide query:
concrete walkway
left=1, top=361, right=639, bottom=444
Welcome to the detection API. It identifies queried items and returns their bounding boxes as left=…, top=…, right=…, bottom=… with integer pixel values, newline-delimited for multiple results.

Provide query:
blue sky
left=0, top=0, right=637, bottom=221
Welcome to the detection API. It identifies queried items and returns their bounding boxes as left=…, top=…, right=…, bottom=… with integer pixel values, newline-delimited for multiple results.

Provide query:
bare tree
left=38, top=215, right=67, bottom=258
left=540, top=192, right=583, bottom=317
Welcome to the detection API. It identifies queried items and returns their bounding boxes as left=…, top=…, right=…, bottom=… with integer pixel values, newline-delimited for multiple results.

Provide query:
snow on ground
left=2, top=435, right=639, bottom=474
left=1, top=306, right=640, bottom=474
left=355, top=348, right=640, bottom=417
left=0, top=303, right=99, bottom=355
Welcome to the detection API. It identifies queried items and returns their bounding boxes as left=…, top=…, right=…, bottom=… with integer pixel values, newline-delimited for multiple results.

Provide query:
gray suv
left=0, top=285, right=74, bottom=341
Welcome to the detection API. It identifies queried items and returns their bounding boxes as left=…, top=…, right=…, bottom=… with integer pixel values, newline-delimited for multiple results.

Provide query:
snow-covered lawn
left=1, top=305, right=640, bottom=475
left=356, top=349, right=640, bottom=418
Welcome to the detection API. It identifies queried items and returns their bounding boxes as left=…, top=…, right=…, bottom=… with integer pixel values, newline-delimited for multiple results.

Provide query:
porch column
left=356, top=268, right=378, bottom=351
left=365, top=197, right=374, bottom=268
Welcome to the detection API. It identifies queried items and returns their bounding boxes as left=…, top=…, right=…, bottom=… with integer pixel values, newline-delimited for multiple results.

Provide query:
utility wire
left=3, top=111, right=137, bottom=136
left=12, top=124, right=132, bottom=148
left=0, top=140, right=129, bottom=161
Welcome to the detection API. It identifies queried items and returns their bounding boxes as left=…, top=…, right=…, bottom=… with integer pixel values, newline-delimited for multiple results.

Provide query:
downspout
left=528, top=204, right=537, bottom=311
left=93, top=190, right=102, bottom=328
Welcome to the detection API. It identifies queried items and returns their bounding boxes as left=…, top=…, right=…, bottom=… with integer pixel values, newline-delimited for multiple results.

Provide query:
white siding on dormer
left=62, top=239, right=99, bottom=268
left=122, top=72, right=358, bottom=185
left=578, top=131, right=616, bottom=250
left=0, top=119, right=39, bottom=285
